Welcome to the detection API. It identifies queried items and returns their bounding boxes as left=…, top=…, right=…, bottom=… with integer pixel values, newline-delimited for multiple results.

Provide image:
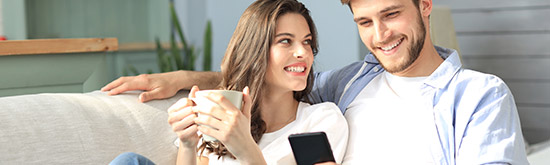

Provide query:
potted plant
left=125, top=2, right=212, bottom=75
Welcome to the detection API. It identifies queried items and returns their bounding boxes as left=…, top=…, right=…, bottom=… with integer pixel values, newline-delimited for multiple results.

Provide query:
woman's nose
left=293, top=45, right=307, bottom=58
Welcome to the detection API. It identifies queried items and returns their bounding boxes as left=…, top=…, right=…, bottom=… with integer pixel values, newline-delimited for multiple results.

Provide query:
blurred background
left=0, top=0, right=548, bottom=146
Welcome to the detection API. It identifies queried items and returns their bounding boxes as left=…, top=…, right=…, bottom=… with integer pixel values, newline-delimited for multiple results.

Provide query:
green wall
left=25, top=0, right=169, bottom=43
left=0, top=0, right=170, bottom=97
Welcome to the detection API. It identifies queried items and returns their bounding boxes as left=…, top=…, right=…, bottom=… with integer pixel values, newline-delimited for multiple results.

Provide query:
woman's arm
left=102, top=70, right=222, bottom=102
left=176, top=142, right=198, bottom=165
left=168, top=87, right=202, bottom=165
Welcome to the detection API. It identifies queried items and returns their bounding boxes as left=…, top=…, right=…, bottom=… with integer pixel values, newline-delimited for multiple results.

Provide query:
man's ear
left=420, top=0, right=432, bottom=17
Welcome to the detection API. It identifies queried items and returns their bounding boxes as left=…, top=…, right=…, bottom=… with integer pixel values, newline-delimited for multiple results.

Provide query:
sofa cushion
left=0, top=90, right=186, bottom=164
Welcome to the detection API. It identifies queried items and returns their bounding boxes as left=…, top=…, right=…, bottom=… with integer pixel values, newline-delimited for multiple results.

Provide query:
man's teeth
left=381, top=39, right=402, bottom=51
left=285, top=66, right=305, bottom=72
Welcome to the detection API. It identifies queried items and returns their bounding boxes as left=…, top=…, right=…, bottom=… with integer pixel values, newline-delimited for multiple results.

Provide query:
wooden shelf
left=0, top=38, right=118, bottom=56
left=118, top=42, right=183, bottom=52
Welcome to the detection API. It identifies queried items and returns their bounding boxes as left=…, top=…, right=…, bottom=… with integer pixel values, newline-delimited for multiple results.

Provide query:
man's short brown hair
left=340, top=0, right=421, bottom=12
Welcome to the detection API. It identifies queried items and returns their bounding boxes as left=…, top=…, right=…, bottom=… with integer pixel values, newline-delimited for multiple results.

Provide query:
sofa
left=0, top=90, right=187, bottom=164
left=1, top=90, right=549, bottom=164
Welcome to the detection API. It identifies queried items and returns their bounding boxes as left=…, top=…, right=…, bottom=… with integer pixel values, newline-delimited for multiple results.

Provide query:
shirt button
left=373, top=66, right=380, bottom=72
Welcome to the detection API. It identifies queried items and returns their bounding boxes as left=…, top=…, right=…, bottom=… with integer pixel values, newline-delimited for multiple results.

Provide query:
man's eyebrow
left=380, top=5, right=404, bottom=13
left=354, top=17, right=366, bottom=23
left=353, top=4, right=405, bottom=22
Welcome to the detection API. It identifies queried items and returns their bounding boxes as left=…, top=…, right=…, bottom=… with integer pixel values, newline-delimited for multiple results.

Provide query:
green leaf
left=189, top=45, right=196, bottom=70
left=122, top=67, right=129, bottom=76
left=163, top=55, right=173, bottom=72
left=126, top=64, right=140, bottom=76
left=155, top=38, right=168, bottom=72
left=170, top=2, right=189, bottom=70
left=203, top=20, right=213, bottom=71
left=170, top=31, right=183, bottom=70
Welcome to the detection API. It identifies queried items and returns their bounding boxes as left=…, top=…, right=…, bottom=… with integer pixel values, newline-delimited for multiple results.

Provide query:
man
left=102, top=0, right=528, bottom=164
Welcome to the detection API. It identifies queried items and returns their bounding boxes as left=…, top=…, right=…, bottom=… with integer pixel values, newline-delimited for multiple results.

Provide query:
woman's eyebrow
left=275, top=33, right=294, bottom=38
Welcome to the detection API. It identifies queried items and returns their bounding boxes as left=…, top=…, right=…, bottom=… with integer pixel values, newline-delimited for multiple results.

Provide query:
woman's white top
left=205, top=102, right=349, bottom=165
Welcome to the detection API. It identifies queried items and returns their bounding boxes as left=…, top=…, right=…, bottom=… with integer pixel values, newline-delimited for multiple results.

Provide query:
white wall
left=433, top=0, right=550, bottom=144
left=176, top=0, right=360, bottom=72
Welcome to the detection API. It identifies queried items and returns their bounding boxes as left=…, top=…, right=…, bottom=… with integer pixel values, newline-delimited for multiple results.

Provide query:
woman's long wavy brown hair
left=198, top=0, right=319, bottom=159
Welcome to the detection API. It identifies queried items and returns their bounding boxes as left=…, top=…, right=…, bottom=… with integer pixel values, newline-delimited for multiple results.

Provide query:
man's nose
left=374, top=22, right=390, bottom=42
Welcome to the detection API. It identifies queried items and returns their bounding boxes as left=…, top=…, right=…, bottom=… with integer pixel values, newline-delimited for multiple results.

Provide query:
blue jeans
left=109, top=152, right=156, bottom=165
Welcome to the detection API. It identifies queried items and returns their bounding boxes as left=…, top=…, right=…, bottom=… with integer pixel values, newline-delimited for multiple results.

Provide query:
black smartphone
left=288, top=132, right=335, bottom=165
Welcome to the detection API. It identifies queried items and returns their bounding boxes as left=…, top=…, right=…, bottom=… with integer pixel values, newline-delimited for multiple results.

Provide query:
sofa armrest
left=0, top=90, right=187, bottom=164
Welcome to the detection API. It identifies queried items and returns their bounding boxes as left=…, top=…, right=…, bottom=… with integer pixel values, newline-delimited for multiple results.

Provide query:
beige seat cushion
left=0, top=90, right=186, bottom=164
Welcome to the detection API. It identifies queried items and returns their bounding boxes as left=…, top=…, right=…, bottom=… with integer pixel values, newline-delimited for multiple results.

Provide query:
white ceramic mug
left=193, top=90, right=243, bottom=142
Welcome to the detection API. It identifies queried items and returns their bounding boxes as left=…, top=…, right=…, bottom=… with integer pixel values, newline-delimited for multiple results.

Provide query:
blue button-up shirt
left=310, top=46, right=528, bottom=164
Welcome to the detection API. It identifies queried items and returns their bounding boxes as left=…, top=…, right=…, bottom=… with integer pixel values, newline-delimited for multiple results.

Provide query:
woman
left=112, top=0, right=347, bottom=164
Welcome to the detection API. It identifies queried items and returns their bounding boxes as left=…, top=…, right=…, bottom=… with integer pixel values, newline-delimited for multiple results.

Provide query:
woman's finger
left=189, top=85, right=200, bottom=99
left=176, top=124, right=199, bottom=139
left=167, top=98, right=193, bottom=114
left=196, top=124, right=225, bottom=142
left=167, top=106, right=194, bottom=124
left=242, top=86, right=252, bottom=119
left=171, top=113, right=197, bottom=132
left=193, top=103, right=233, bottom=122
left=204, top=92, right=240, bottom=114
left=194, top=112, right=228, bottom=132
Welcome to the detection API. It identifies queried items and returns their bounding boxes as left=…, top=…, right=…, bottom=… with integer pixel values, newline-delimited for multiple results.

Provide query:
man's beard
left=373, top=13, right=426, bottom=74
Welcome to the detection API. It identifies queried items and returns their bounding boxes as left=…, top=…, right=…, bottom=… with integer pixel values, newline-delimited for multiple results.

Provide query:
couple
left=107, top=0, right=528, bottom=164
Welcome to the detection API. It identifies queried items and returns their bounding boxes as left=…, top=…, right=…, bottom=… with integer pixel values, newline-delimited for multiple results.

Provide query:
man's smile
left=379, top=37, right=404, bottom=52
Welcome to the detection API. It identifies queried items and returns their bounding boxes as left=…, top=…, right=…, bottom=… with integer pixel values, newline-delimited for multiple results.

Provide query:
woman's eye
left=279, top=39, right=290, bottom=44
left=303, top=39, right=312, bottom=45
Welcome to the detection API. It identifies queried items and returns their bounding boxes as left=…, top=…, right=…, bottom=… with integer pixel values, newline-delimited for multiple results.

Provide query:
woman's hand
left=193, top=87, right=265, bottom=164
left=167, top=86, right=201, bottom=149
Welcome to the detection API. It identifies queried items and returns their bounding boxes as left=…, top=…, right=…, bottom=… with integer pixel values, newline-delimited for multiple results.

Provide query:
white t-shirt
left=196, top=102, right=348, bottom=165
left=343, top=71, right=437, bottom=164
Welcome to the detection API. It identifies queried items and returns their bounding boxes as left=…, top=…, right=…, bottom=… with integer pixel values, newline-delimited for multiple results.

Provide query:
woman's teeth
left=285, top=66, right=305, bottom=72
left=381, top=38, right=402, bottom=51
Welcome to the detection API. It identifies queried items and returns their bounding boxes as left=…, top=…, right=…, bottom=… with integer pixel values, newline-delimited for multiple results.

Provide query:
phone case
left=288, top=132, right=335, bottom=165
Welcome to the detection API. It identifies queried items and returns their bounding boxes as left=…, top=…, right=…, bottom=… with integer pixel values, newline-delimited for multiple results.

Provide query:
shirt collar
left=361, top=46, right=462, bottom=89
left=424, top=46, right=462, bottom=89
left=363, top=52, right=380, bottom=64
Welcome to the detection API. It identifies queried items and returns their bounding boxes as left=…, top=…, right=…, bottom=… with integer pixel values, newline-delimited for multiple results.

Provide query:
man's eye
left=360, top=20, right=372, bottom=26
left=387, top=11, right=399, bottom=18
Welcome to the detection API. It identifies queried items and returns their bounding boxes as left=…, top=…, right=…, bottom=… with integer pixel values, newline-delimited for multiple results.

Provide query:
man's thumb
left=139, top=89, right=161, bottom=102
left=138, top=92, right=151, bottom=102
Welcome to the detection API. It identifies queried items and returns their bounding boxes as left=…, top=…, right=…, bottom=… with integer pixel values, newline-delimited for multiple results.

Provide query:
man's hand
left=101, top=72, right=181, bottom=102
left=102, top=70, right=222, bottom=102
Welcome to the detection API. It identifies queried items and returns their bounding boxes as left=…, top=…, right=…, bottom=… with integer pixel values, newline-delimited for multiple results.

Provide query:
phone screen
left=288, top=132, right=335, bottom=165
